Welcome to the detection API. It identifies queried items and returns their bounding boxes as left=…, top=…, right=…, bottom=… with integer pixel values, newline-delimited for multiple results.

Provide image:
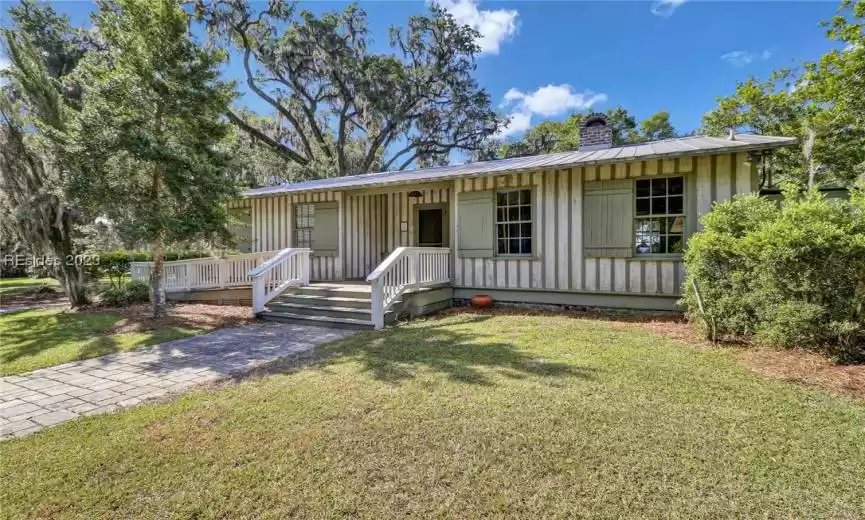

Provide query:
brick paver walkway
left=0, top=322, right=354, bottom=439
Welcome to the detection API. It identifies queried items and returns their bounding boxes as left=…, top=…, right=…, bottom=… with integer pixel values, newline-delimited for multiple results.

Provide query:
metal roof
left=243, top=134, right=796, bottom=197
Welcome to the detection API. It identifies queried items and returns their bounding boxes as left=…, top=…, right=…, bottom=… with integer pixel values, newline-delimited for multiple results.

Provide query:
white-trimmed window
left=496, top=189, right=532, bottom=255
left=294, top=204, right=314, bottom=248
left=634, top=177, right=685, bottom=255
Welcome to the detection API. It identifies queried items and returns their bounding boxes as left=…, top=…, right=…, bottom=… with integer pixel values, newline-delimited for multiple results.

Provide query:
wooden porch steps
left=258, top=311, right=379, bottom=330
left=258, top=283, right=400, bottom=330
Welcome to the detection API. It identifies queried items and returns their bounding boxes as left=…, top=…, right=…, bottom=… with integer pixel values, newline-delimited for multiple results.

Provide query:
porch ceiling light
left=408, top=190, right=423, bottom=199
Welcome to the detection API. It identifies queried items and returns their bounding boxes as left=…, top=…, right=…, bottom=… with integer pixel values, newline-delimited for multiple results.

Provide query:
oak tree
left=196, top=0, right=505, bottom=177
left=0, top=1, right=94, bottom=305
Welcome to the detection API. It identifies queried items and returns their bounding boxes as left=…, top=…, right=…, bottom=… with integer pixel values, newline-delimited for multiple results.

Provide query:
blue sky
left=7, top=1, right=843, bottom=137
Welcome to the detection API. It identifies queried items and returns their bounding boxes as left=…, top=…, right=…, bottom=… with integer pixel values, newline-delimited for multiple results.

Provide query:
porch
left=246, top=184, right=452, bottom=282
left=131, top=246, right=453, bottom=330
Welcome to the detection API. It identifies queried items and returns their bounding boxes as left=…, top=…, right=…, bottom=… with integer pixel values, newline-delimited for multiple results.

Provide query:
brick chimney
left=579, top=113, right=613, bottom=151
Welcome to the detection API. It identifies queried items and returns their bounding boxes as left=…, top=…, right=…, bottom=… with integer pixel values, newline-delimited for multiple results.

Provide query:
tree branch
left=226, top=109, right=308, bottom=165
left=336, top=103, right=349, bottom=174
left=383, top=142, right=415, bottom=171
left=397, top=151, right=421, bottom=171
left=234, top=21, right=314, bottom=162
left=269, top=68, right=334, bottom=161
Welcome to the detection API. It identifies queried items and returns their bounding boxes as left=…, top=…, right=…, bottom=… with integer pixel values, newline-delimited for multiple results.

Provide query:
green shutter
left=584, top=179, right=633, bottom=258
left=312, top=201, right=338, bottom=257
left=457, top=190, right=494, bottom=258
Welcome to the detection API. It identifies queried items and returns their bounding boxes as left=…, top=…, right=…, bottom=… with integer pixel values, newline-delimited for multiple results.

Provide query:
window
left=294, top=204, right=314, bottom=248
left=496, top=189, right=532, bottom=255
left=634, top=177, right=685, bottom=255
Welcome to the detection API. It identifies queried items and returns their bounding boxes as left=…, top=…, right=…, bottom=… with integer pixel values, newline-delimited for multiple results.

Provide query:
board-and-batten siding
left=247, top=151, right=753, bottom=293
left=251, top=186, right=451, bottom=281
left=250, top=191, right=342, bottom=281
left=343, top=193, right=387, bottom=279
left=453, top=152, right=755, bottom=297
left=345, top=187, right=450, bottom=279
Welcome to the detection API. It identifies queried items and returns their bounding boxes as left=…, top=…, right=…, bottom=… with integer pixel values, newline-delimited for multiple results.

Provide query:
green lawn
left=0, top=308, right=205, bottom=375
left=0, top=277, right=122, bottom=300
left=0, top=277, right=58, bottom=288
left=0, top=277, right=60, bottom=298
left=1, top=314, right=864, bottom=518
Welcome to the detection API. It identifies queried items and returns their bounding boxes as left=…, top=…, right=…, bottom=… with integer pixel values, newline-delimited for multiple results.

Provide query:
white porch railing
left=248, top=248, right=312, bottom=313
left=366, top=247, right=451, bottom=329
left=130, top=251, right=277, bottom=292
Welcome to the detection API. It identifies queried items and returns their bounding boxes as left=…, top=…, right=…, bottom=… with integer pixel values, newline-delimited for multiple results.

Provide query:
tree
left=65, top=0, right=238, bottom=317
left=480, top=108, right=678, bottom=160
left=640, top=111, right=677, bottom=142
left=0, top=1, right=94, bottom=306
left=701, top=75, right=810, bottom=185
left=223, top=115, right=298, bottom=188
left=196, top=0, right=504, bottom=177
left=604, top=107, right=640, bottom=146
left=483, top=114, right=584, bottom=160
left=802, top=0, right=865, bottom=184
left=702, top=0, right=865, bottom=187
left=0, top=98, right=86, bottom=301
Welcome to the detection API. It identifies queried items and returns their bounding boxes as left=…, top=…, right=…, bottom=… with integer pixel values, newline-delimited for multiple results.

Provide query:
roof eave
left=241, top=137, right=797, bottom=198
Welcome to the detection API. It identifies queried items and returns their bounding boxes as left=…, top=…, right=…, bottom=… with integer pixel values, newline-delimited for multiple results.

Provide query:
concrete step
left=273, top=293, right=372, bottom=309
left=259, top=310, right=375, bottom=330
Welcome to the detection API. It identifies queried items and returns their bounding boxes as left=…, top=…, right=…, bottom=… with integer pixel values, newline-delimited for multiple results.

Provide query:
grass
left=0, top=277, right=58, bottom=288
left=0, top=277, right=60, bottom=298
left=0, top=307, right=204, bottom=375
left=1, top=313, right=864, bottom=519
left=0, top=276, right=125, bottom=300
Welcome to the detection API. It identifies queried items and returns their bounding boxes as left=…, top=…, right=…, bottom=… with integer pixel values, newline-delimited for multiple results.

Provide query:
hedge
left=682, top=186, right=865, bottom=362
left=99, top=279, right=150, bottom=307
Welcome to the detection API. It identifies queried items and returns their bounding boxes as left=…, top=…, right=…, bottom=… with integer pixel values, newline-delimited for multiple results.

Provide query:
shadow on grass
left=2, top=309, right=595, bottom=389
left=0, top=309, right=196, bottom=371
left=227, top=315, right=597, bottom=387
left=0, top=311, right=116, bottom=366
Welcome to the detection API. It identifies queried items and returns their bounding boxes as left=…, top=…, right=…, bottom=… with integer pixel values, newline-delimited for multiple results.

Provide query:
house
left=131, top=114, right=796, bottom=329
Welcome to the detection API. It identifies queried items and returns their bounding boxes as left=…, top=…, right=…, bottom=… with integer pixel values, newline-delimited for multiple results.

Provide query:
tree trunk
left=150, top=238, right=166, bottom=318
left=150, top=150, right=166, bottom=318
left=56, top=217, right=90, bottom=308
left=58, top=262, right=89, bottom=307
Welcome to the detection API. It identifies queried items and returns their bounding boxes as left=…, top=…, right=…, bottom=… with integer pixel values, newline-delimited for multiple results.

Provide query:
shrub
left=683, top=186, right=865, bottom=361
left=30, top=285, right=58, bottom=296
left=99, top=280, right=150, bottom=307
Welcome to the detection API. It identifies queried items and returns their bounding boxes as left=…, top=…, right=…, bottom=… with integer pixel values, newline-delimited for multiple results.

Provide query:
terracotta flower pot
left=471, top=295, right=493, bottom=309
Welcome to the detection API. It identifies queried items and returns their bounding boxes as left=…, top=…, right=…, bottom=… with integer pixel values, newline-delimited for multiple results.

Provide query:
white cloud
left=499, top=112, right=532, bottom=138
left=651, top=0, right=688, bottom=17
left=431, top=0, right=518, bottom=55
left=497, top=84, right=607, bottom=137
left=721, top=49, right=773, bottom=67
left=502, top=84, right=607, bottom=117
